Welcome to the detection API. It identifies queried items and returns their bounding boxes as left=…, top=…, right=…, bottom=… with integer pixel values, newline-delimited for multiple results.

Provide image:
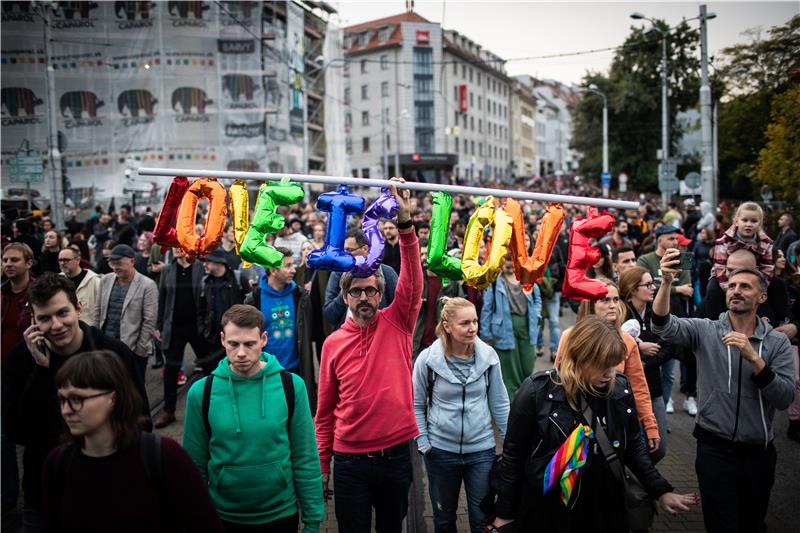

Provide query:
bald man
left=696, top=249, right=791, bottom=332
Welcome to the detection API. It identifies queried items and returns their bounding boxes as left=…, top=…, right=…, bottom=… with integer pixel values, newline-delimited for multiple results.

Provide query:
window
left=469, top=92, right=474, bottom=107
left=380, top=55, right=388, bottom=70
left=362, top=138, right=370, bottom=152
left=416, top=104, right=433, bottom=128
left=361, top=59, right=367, bottom=74
left=362, top=167, right=370, bottom=178
left=470, top=116, right=474, bottom=131
left=478, top=96, right=482, bottom=110
left=454, top=109, right=459, bottom=123
left=359, top=32, right=368, bottom=46
left=344, top=87, right=351, bottom=103
left=346, top=137, right=352, bottom=154
left=463, top=113, right=468, bottom=128
left=361, top=111, right=369, bottom=125
left=414, top=77, right=433, bottom=101
left=386, top=134, right=391, bottom=150
left=413, top=47, right=433, bottom=76
left=477, top=73, right=481, bottom=86
left=454, top=137, right=459, bottom=152
left=471, top=140, right=475, bottom=155
left=494, top=146, right=498, bottom=159
left=345, top=113, right=352, bottom=128
left=478, top=119, right=482, bottom=133
left=469, top=67, right=473, bottom=82
left=417, top=130, right=433, bottom=152
left=479, top=142, right=483, bottom=157
left=351, top=168, right=358, bottom=177
left=453, top=60, right=458, bottom=75
left=381, top=81, right=389, bottom=97
left=361, top=84, right=368, bottom=99
left=462, top=64, right=466, bottom=78
left=379, top=27, right=390, bottom=42
left=454, top=85, right=459, bottom=101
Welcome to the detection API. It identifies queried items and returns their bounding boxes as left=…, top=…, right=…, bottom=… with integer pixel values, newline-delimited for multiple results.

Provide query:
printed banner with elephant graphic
left=1, top=0, right=276, bottom=198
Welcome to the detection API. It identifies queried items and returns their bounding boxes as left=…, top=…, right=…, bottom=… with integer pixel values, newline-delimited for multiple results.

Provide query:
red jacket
left=315, top=230, right=423, bottom=473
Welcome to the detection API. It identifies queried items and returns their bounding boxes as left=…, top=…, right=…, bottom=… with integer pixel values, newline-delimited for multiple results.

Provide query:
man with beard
left=652, top=250, right=794, bottom=533
left=315, top=179, right=423, bottom=532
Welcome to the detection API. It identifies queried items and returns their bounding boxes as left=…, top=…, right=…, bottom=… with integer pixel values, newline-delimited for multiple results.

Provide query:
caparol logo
left=59, top=91, right=104, bottom=119
left=118, top=89, right=158, bottom=126
left=2, top=87, right=44, bottom=117
left=168, top=0, right=209, bottom=27
left=52, top=1, right=99, bottom=28
left=114, top=1, right=155, bottom=28
left=222, top=74, right=259, bottom=108
left=2, top=1, right=35, bottom=22
left=171, top=87, right=213, bottom=122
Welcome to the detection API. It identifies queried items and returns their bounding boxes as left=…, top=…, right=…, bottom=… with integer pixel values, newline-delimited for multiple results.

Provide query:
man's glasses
left=347, top=286, right=379, bottom=298
left=637, top=282, right=655, bottom=289
left=58, top=391, right=113, bottom=412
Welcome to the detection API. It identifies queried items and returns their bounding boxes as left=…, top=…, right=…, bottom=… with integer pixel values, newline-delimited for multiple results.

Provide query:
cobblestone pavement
left=149, top=308, right=799, bottom=533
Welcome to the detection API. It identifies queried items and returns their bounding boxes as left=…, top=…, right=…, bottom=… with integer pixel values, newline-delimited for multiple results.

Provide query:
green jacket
left=183, top=353, right=323, bottom=531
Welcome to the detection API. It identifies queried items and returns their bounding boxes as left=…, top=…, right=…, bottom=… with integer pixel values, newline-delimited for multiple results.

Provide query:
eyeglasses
left=347, top=286, right=380, bottom=298
left=637, top=282, right=655, bottom=289
left=598, top=296, right=621, bottom=304
left=58, top=391, right=113, bottom=412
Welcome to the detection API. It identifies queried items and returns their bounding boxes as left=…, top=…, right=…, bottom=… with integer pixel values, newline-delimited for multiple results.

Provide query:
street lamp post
left=579, top=85, right=609, bottom=197
left=699, top=5, right=717, bottom=206
left=631, top=12, right=670, bottom=207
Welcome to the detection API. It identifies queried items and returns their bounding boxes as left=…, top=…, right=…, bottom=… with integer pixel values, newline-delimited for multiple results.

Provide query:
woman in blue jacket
left=480, top=259, right=542, bottom=399
left=413, top=297, right=510, bottom=533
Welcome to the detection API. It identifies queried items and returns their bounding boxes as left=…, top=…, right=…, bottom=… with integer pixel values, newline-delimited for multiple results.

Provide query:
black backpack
left=201, top=370, right=295, bottom=436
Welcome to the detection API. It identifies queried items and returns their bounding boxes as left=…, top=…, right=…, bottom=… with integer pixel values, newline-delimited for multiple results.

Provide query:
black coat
left=494, top=371, right=672, bottom=530
left=1, top=322, right=151, bottom=510
left=197, top=268, right=244, bottom=344
left=625, top=302, right=680, bottom=398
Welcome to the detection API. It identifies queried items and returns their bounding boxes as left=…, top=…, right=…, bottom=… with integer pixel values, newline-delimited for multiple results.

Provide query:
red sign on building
left=416, top=30, right=430, bottom=44
left=459, top=84, right=468, bottom=113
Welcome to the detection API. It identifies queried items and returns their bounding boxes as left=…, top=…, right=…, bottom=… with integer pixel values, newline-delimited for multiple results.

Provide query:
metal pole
left=394, top=53, right=401, bottom=178
left=699, top=4, right=715, bottom=206
left=382, top=93, right=388, bottom=179
left=661, top=31, right=670, bottom=208
left=43, top=7, right=64, bottom=229
left=136, top=166, right=640, bottom=209
left=713, top=101, right=719, bottom=205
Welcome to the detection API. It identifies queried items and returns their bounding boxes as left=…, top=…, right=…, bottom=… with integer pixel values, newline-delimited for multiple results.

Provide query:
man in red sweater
left=315, top=178, right=423, bottom=532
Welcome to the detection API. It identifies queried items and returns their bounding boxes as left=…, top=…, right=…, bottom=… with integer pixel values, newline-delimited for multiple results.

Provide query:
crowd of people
left=1, top=183, right=798, bottom=533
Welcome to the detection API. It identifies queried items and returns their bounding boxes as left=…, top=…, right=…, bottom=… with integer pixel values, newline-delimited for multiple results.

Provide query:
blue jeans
left=660, top=358, right=678, bottom=405
left=333, top=443, right=411, bottom=533
left=536, top=292, right=561, bottom=353
left=424, top=447, right=495, bottom=533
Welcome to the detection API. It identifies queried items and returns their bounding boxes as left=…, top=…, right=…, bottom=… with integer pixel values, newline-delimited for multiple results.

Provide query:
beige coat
left=60, top=269, right=101, bottom=327
left=95, top=271, right=158, bottom=358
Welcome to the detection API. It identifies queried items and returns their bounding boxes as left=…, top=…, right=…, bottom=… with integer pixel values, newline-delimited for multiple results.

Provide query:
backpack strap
left=202, top=374, right=215, bottom=436
left=280, top=370, right=294, bottom=435
left=139, top=432, right=163, bottom=491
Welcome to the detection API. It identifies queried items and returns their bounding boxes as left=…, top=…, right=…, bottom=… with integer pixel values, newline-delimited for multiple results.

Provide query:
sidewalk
left=152, top=308, right=799, bottom=533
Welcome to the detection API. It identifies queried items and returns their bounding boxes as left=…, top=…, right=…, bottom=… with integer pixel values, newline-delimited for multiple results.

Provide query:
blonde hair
left=555, top=315, right=626, bottom=402
left=435, top=297, right=476, bottom=357
left=734, top=202, right=763, bottom=225
left=576, top=278, right=624, bottom=331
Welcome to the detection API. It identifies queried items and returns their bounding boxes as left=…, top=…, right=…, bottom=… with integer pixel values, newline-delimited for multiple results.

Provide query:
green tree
left=716, top=15, right=799, bottom=199
left=754, top=87, right=800, bottom=202
left=572, top=20, right=700, bottom=192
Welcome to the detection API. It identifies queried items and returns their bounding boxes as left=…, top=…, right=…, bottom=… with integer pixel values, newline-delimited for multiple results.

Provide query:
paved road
left=149, top=308, right=799, bottom=533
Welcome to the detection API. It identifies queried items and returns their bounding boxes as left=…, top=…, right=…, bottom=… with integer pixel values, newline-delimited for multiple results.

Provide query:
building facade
left=509, top=79, right=536, bottom=180
left=343, top=11, right=513, bottom=185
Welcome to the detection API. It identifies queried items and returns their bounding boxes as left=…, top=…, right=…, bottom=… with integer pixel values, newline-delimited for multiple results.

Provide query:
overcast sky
left=331, top=1, right=798, bottom=85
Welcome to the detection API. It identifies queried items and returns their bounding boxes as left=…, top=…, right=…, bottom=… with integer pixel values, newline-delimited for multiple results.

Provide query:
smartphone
left=678, top=252, right=695, bottom=271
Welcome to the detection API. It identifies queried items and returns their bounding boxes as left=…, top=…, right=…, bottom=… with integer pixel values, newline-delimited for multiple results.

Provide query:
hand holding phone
left=23, top=322, right=51, bottom=368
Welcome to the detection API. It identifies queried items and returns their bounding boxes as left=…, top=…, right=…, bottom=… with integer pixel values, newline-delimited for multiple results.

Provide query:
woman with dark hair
left=43, top=351, right=223, bottom=533
left=618, top=267, right=682, bottom=464
left=587, top=242, right=614, bottom=280
left=491, top=316, right=698, bottom=531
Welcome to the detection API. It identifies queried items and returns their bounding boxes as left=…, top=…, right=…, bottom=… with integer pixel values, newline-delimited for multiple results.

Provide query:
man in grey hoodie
left=651, top=249, right=795, bottom=533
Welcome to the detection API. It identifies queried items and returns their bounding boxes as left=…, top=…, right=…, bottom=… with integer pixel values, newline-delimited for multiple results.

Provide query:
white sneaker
left=666, top=398, right=675, bottom=414
left=683, top=397, right=698, bottom=416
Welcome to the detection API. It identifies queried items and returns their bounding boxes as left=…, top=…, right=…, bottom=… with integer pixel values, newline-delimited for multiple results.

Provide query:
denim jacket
left=479, top=277, right=541, bottom=350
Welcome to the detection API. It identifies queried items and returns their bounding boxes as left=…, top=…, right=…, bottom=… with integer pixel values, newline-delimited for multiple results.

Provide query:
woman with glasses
left=490, top=316, right=697, bottom=532
left=619, top=267, right=682, bottom=463
left=413, top=297, right=509, bottom=533
left=555, top=278, right=661, bottom=455
left=43, top=350, right=223, bottom=532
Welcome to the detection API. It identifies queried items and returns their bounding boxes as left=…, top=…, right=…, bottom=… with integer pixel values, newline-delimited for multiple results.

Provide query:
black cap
left=655, top=225, right=679, bottom=238
left=108, top=244, right=136, bottom=260
left=199, top=248, right=228, bottom=265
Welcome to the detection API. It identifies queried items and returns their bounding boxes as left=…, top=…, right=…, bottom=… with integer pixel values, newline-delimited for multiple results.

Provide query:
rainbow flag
left=543, top=423, right=593, bottom=506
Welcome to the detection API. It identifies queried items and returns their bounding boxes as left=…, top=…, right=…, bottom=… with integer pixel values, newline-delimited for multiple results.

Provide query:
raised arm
left=385, top=178, right=423, bottom=332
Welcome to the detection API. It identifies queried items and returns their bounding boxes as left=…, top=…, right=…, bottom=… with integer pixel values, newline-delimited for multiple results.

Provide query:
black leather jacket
left=495, top=370, right=673, bottom=522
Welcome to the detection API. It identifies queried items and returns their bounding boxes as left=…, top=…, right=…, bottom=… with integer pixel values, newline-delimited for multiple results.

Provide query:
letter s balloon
left=561, top=207, right=615, bottom=301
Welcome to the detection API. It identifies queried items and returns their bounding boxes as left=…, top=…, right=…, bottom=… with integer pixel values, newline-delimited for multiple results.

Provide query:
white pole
left=136, top=166, right=639, bottom=209
left=699, top=4, right=715, bottom=206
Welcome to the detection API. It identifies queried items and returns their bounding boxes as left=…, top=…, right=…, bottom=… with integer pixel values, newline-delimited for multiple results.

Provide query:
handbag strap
left=581, top=398, right=628, bottom=488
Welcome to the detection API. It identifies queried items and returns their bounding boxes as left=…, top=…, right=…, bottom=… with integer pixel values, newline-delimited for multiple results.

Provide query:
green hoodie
left=183, top=353, right=323, bottom=531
